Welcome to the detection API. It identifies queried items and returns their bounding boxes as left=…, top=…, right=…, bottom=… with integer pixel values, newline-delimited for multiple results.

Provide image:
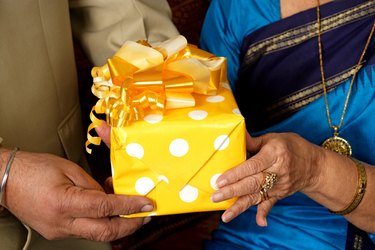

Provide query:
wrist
left=302, top=144, right=327, bottom=194
left=0, top=147, right=19, bottom=206
left=329, top=158, right=366, bottom=215
left=0, top=146, right=11, bottom=173
left=303, top=148, right=359, bottom=212
left=0, top=145, right=8, bottom=174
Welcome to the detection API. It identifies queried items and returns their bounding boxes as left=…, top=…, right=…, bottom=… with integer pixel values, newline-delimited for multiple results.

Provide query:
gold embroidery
left=242, top=1, right=375, bottom=124
left=244, top=2, right=375, bottom=65
left=354, top=234, right=363, bottom=250
left=266, top=66, right=359, bottom=115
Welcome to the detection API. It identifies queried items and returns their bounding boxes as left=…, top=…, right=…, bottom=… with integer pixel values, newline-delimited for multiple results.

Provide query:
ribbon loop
left=86, top=35, right=228, bottom=153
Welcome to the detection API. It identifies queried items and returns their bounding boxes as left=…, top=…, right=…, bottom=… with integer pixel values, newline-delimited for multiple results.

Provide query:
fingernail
left=211, top=192, right=224, bottom=202
left=141, top=204, right=153, bottom=212
left=222, top=212, right=233, bottom=223
left=143, top=216, right=152, bottom=225
left=264, top=218, right=268, bottom=227
left=217, top=179, right=227, bottom=188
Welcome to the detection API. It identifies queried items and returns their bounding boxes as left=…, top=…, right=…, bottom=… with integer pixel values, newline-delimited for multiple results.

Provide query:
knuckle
left=225, top=185, right=237, bottom=198
left=97, top=198, right=115, bottom=218
left=90, top=224, right=118, bottom=242
left=58, top=186, right=81, bottom=215
left=98, top=227, right=117, bottom=242
left=243, top=176, right=259, bottom=192
left=235, top=195, right=255, bottom=212
left=254, top=175, right=263, bottom=189
left=242, top=160, right=253, bottom=174
left=248, top=157, right=264, bottom=173
left=118, top=197, right=140, bottom=215
left=53, top=200, right=66, bottom=215
left=275, top=144, right=290, bottom=161
left=229, top=204, right=243, bottom=217
left=244, top=194, right=258, bottom=205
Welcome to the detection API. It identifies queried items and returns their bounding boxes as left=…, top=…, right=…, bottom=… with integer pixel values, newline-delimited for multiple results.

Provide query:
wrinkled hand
left=95, top=122, right=116, bottom=193
left=211, top=132, right=322, bottom=226
left=1, top=122, right=153, bottom=241
left=95, top=122, right=111, bottom=147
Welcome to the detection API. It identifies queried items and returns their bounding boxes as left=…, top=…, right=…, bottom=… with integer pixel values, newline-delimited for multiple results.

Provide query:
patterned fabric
left=236, top=0, right=375, bottom=131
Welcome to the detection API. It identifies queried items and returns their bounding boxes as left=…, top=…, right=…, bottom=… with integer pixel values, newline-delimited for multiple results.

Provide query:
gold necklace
left=317, top=0, right=375, bottom=156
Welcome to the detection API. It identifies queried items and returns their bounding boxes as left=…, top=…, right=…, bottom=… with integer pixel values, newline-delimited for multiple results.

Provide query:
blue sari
left=201, top=0, right=375, bottom=249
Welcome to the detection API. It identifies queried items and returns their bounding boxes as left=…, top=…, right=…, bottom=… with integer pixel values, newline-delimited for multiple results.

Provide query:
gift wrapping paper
left=87, top=35, right=246, bottom=217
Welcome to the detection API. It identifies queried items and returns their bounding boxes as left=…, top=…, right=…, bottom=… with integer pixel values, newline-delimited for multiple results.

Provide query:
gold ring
left=259, top=171, right=277, bottom=202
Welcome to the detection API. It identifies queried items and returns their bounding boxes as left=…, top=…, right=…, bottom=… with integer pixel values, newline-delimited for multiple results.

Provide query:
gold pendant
left=322, top=135, right=352, bottom=157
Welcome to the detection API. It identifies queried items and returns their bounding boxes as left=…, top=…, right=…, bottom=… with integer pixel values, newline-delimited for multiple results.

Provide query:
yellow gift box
left=87, top=35, right=246, bottom=217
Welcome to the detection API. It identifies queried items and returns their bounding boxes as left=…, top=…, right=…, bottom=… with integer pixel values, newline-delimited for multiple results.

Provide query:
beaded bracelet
left=0, top=147, right=19, bottom=205
left=330, top=158, right=367, bottom=216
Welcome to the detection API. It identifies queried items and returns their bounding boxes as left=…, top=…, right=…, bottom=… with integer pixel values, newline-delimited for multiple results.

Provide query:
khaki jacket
left=0, top=0, right=178, bottom=164
left=0, top=1, right=178, bottom=249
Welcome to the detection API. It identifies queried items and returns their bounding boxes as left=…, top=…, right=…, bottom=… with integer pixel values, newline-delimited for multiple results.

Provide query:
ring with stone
left=259, top=171, right=277, bottom=202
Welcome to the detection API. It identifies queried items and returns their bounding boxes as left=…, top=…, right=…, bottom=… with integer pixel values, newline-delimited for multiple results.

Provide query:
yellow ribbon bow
left=86, top=35, right=227, bottom=153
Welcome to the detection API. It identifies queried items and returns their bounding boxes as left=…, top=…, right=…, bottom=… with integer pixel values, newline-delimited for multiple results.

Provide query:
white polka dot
left=232, top=108, right=242, bottom=116
left=188, top=110, right=208, bottom=120
left=210, top=173, right=222, bottom=190
left=222, top=82, right=231, bottom=90
left=179, top=185, right=199, bottom=203
left=206, top=95, right=225, bottom=103
left=126, top=143, right=144, bottom=159
left=158, top=175, right=169, bottom=184
left=144, top=114, right=163, bottom=124
left=135, top=177, right=155, bottom=195
left=214, top=135, right=230, bottom=150
left=169, top=139, right=189, bottom=157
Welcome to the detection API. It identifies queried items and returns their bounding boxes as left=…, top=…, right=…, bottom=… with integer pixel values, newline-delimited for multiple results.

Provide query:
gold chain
left=317, top=0, right=375, bottom=135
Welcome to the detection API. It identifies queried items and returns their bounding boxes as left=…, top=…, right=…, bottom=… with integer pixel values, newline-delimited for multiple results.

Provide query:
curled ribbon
left=86, top=35, right=227, bottom=153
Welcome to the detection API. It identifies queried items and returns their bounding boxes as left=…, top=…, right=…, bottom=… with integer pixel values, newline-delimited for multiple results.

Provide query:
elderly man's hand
left=95, top=122, right=111, bottom=147
left=1, top=149, right=153, bottom=242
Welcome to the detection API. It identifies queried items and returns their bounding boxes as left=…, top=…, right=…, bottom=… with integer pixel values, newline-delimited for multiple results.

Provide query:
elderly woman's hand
left=211, top=131, right=323, bottom=226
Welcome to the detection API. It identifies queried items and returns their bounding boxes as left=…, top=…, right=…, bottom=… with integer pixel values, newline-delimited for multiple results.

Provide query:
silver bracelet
left=0, top=147, right=19, bottom=205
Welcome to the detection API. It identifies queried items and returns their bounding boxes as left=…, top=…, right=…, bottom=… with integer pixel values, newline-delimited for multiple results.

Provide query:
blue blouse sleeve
left=200, top=0, right=281, bottom=88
